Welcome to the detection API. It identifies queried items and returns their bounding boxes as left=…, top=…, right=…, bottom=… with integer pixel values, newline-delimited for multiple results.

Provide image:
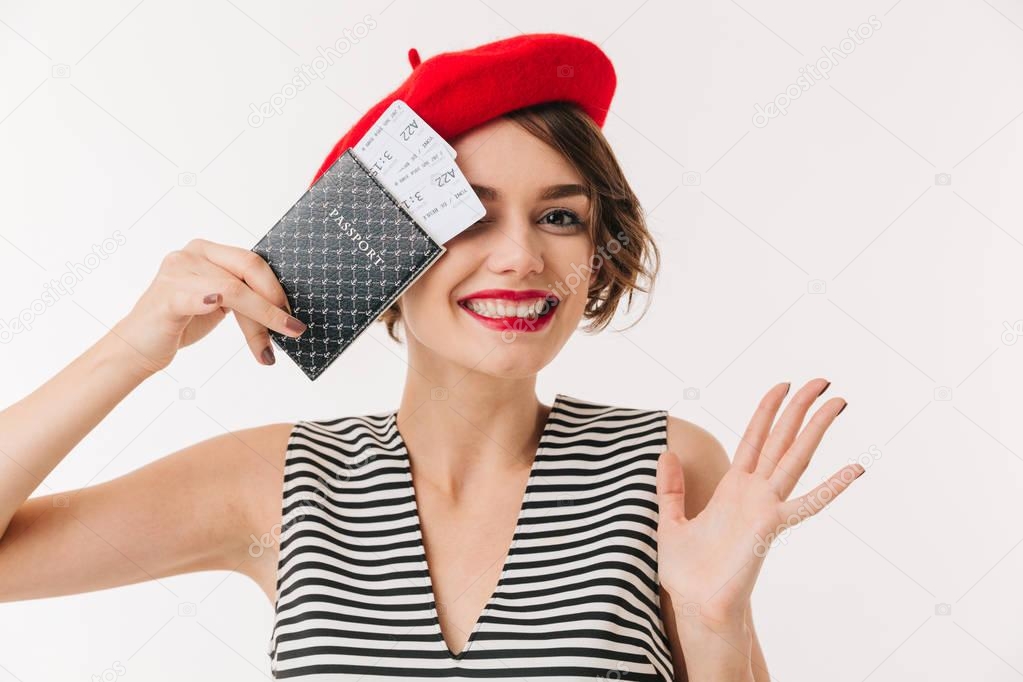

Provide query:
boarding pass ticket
left=351, top=99, right=485, bottom=244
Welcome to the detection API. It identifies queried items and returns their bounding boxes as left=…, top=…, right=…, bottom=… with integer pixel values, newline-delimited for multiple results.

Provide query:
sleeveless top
left=267, top=393, right=675, bottom=681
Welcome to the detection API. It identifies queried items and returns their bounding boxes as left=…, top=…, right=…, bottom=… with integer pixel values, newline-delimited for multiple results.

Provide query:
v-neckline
left=389, top=393, right=564, bottom=660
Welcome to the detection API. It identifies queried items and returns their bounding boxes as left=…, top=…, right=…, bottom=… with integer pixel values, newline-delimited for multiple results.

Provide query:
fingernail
left=854, top=466, right=865, bottom=479
left=261, top=345, right=275, bottom=365
left=817, top=380, right=832, bottom=397
left=837, top=400, right=848, bottom=416
left=783, top=382, right=792, bottom=396
left=285, top=315, right=307, bottom=334
left=204, top=293, right=221, bottom=305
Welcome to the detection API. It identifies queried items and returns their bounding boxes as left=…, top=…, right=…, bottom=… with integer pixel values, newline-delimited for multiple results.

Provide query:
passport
left=251, top=148, right=446, bottom=381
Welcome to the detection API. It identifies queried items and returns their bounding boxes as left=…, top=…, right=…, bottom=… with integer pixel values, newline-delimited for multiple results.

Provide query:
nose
left=484, top=213, right=545, bottom=278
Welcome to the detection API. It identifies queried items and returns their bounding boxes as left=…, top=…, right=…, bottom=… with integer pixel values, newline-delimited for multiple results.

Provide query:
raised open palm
left=655, top=379, right=864, bottom=630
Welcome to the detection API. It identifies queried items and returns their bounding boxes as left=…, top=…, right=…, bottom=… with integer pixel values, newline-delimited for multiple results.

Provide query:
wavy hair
left=378, top=100, right=661, bottom=342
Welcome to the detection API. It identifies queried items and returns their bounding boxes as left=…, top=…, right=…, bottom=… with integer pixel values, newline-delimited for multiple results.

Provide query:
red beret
left=309, top=33, right=617, bottom=187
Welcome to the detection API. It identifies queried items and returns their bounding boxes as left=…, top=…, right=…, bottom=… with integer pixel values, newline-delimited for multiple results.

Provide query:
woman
left=0, top=34, right=861, bottom=681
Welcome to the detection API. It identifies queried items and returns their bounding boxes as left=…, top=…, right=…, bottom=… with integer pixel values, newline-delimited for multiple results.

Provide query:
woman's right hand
left=111, top=238, right=307, bottom=376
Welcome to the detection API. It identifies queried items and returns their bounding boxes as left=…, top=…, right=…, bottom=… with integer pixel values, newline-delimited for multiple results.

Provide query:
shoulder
left=664, top=414, right=731, bottom=518
left=145, top=421, right=297, bottom=511
left=221, top=421, right=298, bottom=480
left=219, top=421, right=295, bottom=561
left=214, top=421, right=298, bottom=532
left=664, top=414, right=727, bottom=462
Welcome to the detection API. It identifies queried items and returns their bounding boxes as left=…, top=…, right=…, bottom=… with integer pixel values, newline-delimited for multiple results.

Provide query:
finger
left=166, top=288, right=229, bottom=319
left=777, top=463, right=864, bottom=526
left=184, top=256, right=280, bottom=365
left=172, top=258, right=293, bottom=363
left=656, top=450, right=687, bottom=524
left=753, top=378, right=831, bottom=479
left=185, top=244, right=306, bottom=339
left=733, top=382, right=790, bottom=474
left=187, top=238, right=299, bottom=322
left=768, top=397, right=847, bottom=498
left=232, top=309, right=277, bottom=365
left=191, top=260, right=289, bottom=363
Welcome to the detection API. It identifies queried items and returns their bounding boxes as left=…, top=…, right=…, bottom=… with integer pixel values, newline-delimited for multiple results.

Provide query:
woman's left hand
left=655, top=378, right=864, bottom=632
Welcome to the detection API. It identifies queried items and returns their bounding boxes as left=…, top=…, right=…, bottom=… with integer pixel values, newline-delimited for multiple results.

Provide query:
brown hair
left=378, top=100, right=661, bottom=343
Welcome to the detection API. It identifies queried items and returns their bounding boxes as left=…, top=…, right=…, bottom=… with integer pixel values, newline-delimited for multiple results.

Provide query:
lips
left=457, top=289, right=560, bottom=333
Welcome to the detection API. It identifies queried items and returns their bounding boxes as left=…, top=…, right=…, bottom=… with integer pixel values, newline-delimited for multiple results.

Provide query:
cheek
left=396, top=251, right=466, bottom=324
left=548, top=239, right=597, bottom=306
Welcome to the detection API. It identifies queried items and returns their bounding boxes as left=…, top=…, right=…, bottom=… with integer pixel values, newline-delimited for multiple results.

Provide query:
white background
left=2, top=1, right=1022, bottom=680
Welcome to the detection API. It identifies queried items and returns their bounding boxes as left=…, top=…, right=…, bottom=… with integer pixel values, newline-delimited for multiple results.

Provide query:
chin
left=465, top=348, right=554, bottom=379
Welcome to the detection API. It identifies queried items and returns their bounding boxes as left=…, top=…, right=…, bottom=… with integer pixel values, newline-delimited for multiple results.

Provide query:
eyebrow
left=470, top=183, right=589, bottom=201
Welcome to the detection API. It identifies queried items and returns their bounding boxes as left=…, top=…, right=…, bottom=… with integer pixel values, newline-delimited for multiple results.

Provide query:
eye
left=538, top=209, right=585, bottom=231
left=464, top=209, right=587, bottom=233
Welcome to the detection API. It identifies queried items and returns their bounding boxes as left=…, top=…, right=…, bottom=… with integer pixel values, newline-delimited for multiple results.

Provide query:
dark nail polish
left=854, top=466, right=865, bottom=479
left=783, top=382, right=792, bottom=396
left=261, top=345, right=275, bottom=365
left=204, top=293, right=221, bottom=305
left=837, top=401, right=848, bottom=416
left=817, top=381, right=832, bottom=397
left=285, top=316, right=307, bottom=334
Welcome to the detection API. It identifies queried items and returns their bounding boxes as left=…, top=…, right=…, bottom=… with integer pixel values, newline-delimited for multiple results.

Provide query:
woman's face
left=397, top=116, right=597, bottom=379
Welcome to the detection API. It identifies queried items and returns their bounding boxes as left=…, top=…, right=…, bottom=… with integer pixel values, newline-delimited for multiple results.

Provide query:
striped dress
left=268, top=393, right=675, bottom=681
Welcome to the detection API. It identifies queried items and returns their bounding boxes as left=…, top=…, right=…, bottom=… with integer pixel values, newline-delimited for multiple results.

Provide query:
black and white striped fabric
left=268, top=393, right=675, bottom=681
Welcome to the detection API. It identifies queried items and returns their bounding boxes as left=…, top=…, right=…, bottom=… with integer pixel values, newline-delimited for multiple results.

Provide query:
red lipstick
left=457, top=289, right=560, bottom=333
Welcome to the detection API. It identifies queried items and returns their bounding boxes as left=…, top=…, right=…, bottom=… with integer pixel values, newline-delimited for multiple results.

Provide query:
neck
left=394, top=370, right=551, bottom=497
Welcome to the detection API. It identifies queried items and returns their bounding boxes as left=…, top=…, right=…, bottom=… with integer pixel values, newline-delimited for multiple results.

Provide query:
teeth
left=464, top=297, right=553, bottom=320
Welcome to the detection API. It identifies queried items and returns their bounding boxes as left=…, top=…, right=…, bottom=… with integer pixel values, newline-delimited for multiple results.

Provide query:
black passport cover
left=251, top=148, right=446, bottom=380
